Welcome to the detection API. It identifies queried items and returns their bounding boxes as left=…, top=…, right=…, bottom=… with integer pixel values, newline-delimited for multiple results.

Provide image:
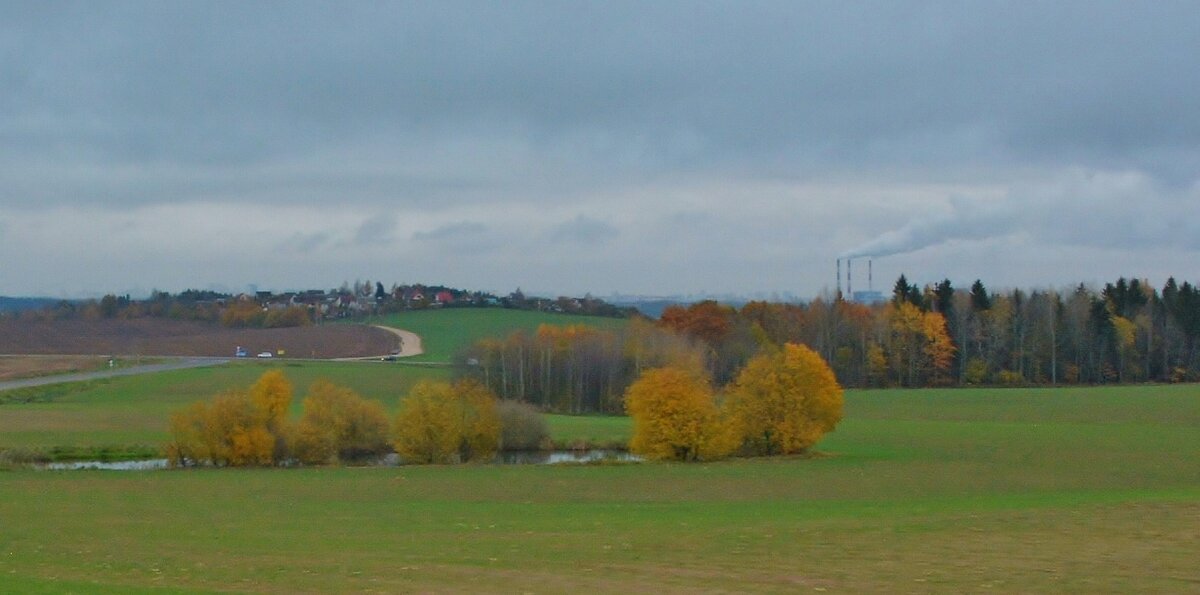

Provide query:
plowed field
left=0, top=319, right=396, bottom=359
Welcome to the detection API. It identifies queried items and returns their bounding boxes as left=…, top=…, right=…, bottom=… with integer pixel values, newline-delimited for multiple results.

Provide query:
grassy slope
left=367, top=308, right=628, bottom=361
left=1, top=384, right=1198, bottom=592
left=0, top=361, right=451, bottom=453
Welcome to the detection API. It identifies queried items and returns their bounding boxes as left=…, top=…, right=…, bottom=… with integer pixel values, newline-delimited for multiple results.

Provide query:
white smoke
left=839, top=194, right=1018, bottom=259
left=839, top=168, right=1197, bottom=260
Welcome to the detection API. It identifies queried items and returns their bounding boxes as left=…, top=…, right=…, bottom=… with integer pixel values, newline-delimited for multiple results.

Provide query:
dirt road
left=372, top=326, right=424, bottom=357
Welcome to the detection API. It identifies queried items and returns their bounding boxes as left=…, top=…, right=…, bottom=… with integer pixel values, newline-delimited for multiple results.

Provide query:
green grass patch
left=545, top=414, right=632, bottom=449
left=0, top=379, right=110, bottom=405
left=367, top=308, right=628, bottom=362
left=0, top=360, right=452, bottom=456
left=2, top=380, right=1199, bottom=590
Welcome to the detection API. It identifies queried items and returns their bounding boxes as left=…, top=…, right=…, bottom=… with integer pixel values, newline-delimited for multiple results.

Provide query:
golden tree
left=250, top=369, right=293, bottom=428
left=624, top=366, right=734, bottom=462
left=726, top=343, right=844, bottom=456
left=164, top=371, right=294, bottom=467
left=921, top=310, right=956, bottom=384
left=292, top=380, right=391, bottom=465
left=392, top=379, right=500, bottom=464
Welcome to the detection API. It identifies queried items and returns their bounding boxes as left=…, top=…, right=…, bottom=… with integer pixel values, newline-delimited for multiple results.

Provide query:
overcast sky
left=2, top=1, right=1198, bottom=299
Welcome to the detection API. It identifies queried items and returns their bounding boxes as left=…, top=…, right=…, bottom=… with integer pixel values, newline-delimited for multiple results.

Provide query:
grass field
left=1, top=382, right=1198, bottom=591
left=367, top=308, right=628, bottom=362
left=0, top=361, right=451, bottom=459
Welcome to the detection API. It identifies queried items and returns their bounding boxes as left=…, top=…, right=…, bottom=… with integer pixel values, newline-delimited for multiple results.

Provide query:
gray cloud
left=548, top=215, right=618, bottom=245
left=412, top=222, right=489, bottom=242
left=2, top=3, right=1200, bottom=296
left=278, top=231, right=331, bottom=254
left=354, top=213, right=398, bottom=245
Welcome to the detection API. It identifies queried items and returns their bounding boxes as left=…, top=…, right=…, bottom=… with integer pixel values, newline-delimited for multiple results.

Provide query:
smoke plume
left=839, top=194, right=1018, bottom=259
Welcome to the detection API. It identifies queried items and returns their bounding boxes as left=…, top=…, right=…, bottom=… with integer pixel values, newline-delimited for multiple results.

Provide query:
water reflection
left=39, top=450, right=640, bottom=471
left=498, top=450, right=640, bottom=464
left=45, top=459, right=169, bottom=471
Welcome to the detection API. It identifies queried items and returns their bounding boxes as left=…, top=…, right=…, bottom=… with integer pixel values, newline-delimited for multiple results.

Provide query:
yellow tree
left=888, top=301, right=926, bottom=386
left=164, top=401, right=211, bottom=467
left=392, top=379, right=501, bottom=464
left=164, top=371, right=295, bottom=467
left=292, top=380, right=391, bottom=465
left=205, top=390, right=274, bottom=466
left=725, top=343, right=844, bottom=456
left=624, top=366, right=734, bottom=462
left=922, top=310, right=957, bottom=385
left=249, top=369, right=293, bottom=460
left=250, top=370, right=293, bottom=428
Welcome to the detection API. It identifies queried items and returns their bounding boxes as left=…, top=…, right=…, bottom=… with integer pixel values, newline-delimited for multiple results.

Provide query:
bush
left=624, top=366, right=734, bottom=462
left=497, top=400, right=550, bottom=451
left=725, top=343, right=843, bottom=456
left=165, top=371, right=293, bottom=467
left=292, top=380, right=391, bottom=464
left=393, top=379, right=500, bottom=464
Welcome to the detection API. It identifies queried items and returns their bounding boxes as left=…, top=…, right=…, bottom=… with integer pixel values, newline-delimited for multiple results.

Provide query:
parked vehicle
left=257, top=351, right=273, bottom=358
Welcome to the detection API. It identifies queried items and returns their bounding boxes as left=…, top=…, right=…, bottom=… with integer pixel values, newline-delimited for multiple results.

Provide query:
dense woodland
left=465, top=276, right=1200, bottom=414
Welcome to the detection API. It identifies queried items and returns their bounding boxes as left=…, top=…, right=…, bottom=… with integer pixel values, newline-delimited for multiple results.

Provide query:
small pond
left=38, top=450, right=640, bottom=471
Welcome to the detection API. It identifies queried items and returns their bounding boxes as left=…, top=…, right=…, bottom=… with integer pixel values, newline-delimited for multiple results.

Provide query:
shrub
left=292, top=380, right=390, bottom=464
left=165, top=371, right=293, bottom=467
left=725, top=343, right=843, bottom=456
left=393, top=379, right=500, bottom=464
left=624, top=366, right=734, bottom=462
left=497, top=400, right=550, bottom=451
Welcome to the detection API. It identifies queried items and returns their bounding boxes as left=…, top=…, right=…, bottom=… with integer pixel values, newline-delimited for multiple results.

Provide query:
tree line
left=465, top=276, right=1200, bottom=411
left=660, top=276, right=1200, bottom=388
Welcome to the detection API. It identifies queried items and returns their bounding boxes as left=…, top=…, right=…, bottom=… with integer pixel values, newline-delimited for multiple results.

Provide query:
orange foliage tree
left=725, top=343, right=844, bottom=456
left=624, top=366, right=735, bottom=462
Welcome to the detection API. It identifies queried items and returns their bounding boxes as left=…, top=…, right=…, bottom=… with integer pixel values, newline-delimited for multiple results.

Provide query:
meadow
left=366, top=308, right=628, bottom=362
left=0, top=361, right=451, bottom=460
left=1, top=376, right=1198, bottom=592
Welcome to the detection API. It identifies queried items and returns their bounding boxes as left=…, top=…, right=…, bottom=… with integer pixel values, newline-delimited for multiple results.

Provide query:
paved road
left=0, top=357, right=229, bottom=392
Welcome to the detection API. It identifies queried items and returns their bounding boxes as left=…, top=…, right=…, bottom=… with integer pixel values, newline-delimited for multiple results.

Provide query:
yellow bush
left=292, top=380, right=390, bottom=464
left=625, top=366, right=734, bottom=462
left=393, top=379, right=500, bottom=464
left=726, top=343, right=843, bottom=456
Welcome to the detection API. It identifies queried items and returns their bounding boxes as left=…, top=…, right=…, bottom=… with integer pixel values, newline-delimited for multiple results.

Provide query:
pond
left=37, top=450, right=640, bottom=471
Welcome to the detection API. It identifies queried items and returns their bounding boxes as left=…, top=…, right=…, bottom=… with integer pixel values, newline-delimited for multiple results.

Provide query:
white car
left=257, top=351, right=274, bottom=358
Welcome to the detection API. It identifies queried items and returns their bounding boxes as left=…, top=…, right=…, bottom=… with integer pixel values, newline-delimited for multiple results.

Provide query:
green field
left=2, top=380, right=1198, bottom=591
left=367, top=308, right=628, bottom=362
left=0, top=361, right=451, bottom=459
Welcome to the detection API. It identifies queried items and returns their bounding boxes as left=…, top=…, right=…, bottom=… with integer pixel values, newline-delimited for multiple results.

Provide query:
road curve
left=372, top=325, right=424, bottom=357
left=0, top=358, right=229, bottom=393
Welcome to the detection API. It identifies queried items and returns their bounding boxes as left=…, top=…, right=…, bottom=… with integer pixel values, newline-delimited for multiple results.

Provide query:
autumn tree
left=164, top=371, right=299, bottom=467
left=624, top=366, right=734, bottom=462
left=250, top=369, right=293, bottom=460
left=165, top=390, right=275, bottom=467
left=292, top=380, right=390, bottom=465
left=393, top=379, right=501, bottom=464
left=725, top=343, right=844, bottom=456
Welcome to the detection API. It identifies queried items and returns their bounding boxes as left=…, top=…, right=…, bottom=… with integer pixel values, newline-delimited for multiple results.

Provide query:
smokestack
left=869, top=258, right=873, bottom=292
left=847, top=258, right=853, bottom=296
left=836, top=258, right=842, bottom=297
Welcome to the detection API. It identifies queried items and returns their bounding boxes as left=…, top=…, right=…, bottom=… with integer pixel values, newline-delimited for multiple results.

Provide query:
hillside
left=368, top=308, right=629, bottom=362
